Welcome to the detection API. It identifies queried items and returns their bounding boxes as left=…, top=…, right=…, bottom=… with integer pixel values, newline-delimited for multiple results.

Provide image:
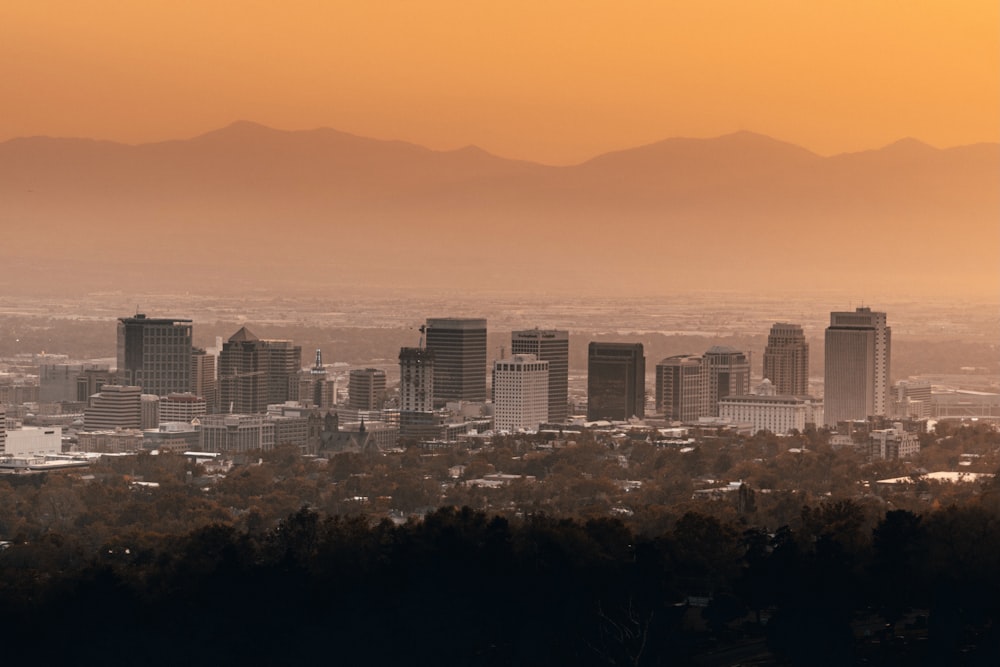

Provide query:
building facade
left=718, top=380, right=823, bottom=435
left=424, top=318, right=487, bottom=406
left=510, top=329, right=569, bottom=423
left=199, top=414, right=275, bottom=453
left=587, top=342, right=645, bottom=421
left=83, top=384, right=142, bottom=431
left=655, top=354, right=710, bottom=422
left=218, top=327, right=302, bottom=414
left=824, top=307, right=891, bottom=425
left=348, top=368, right=387, bottom=411
left=399, top=347, right=434, bottom=413
left=704, top=346, right=751, bottom=416
left=117, top=314, right=193, bottom=396
left=191, top=348, right=218, bottom=413
left=493, top=354, right=549, bottom=432
left=160, top=393, right=207, bottom=423
left=762, top=323, right=809, bottom=396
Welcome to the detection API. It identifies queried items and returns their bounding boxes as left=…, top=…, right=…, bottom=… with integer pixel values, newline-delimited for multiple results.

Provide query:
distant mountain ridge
left=0, top=122, right=996, bottom=297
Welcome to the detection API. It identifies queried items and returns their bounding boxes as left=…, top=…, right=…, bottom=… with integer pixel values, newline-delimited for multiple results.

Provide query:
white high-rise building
left=824, top=307, right=891, bottom=425
left=493, top=354, right=549, bottom=432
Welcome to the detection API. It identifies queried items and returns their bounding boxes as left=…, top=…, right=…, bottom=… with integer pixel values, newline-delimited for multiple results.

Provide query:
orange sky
left=2, top=1, right=997, bottom=164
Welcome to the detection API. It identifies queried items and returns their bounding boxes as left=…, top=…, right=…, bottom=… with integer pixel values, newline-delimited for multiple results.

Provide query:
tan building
left=824, top=307, right=891, bottom=425
left=762, top=323, right=809, bottom=396
left=84, top=385, right=142, bottom=431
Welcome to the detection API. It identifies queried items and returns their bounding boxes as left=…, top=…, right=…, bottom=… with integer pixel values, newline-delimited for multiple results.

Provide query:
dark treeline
left=3, top=500, right=1000, bottom=665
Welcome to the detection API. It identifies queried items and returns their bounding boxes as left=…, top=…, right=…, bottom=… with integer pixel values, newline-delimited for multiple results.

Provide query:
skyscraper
left=511, top=328, right=569, bottom=423
left=762, top=323, right=809, bottom=396
left=399, top=346, right=437, bottom=440
left=424, top=318, right=487, bottom=406
left=493, top=354, right=549, bottom=432
left=824, top=307, right=891, bottom=425
left=218, top=327, right=302, bottom=414
left=398, top=347, right=434, bottom=413
left=655, top=354, right=710, bottom=421
left=191, top=347, right=217, bottom=413
left=704, top=346, right=751, bottom=416
left=117, top=314, right=193, bottom=397
left=348, top=368, right=387, bottom=410
left=587, top=342, right=645, bottom=421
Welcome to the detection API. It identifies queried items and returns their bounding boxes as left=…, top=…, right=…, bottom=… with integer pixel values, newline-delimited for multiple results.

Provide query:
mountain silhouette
left=0, top=123, right=996, bottom=297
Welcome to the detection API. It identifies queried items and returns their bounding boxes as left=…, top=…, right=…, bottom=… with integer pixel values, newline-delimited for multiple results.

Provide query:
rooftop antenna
left=418, top=324, right=426, bottom=348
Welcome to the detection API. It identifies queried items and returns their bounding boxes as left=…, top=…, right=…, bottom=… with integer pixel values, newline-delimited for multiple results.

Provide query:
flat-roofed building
left=160, top=393, right=207, bottom=424
left=200, top=413, right=275, bottom=453
left=824, top=307, right=891, bottom=425
left=117, top=314, right=193, bottom=396
left=349, top=368, right=387, bottom=410
left=511, top=328, right=569, bottom=423
left=704, top=346, right=751, bottom=416
left=655, top=354, right=710, bottom=422
left=493, top=354, right=549, bottom=432
left=424, top=318, right=487, bottom=406
left=718, top=379, right=823, bottom=435
left=4, top=425, right=62, bottom=456
left=587, top=342, right=645, bottom=421
left=84, top=385, right=142, bottom=431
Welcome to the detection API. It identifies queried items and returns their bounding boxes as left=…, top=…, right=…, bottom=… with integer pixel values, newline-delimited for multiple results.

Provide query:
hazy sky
left=2, top=1, right=998, bottom=164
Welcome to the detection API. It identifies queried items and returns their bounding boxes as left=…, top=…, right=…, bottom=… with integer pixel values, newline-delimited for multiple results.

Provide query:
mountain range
left=1, top=122, right=996, bottom=297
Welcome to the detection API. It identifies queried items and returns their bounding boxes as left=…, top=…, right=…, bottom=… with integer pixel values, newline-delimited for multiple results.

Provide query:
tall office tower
left=824, top=307, right=891, bottom=425
left=762, top=323, right=810, bottom=396
left=511, top=328, right=569, bottom=423
left=83, top=384, right=142, bottom=430
left=117, top=314, right=193, bottom=396
left=191, top=348, right=218, bottom=413
left=493, top=354, right=549, bottom=432
left=0, top=406, right=5, bottom=454
left=218, top=327, right=302, bottom=414
left=587, top=342, right=645, bottom=421
left=424, top=318, right=487, bottom=406
left=349, top=368, right=387, bottom=410
left=704, top=346, right=751, bottom=416
left=655, top=354, right=710, bottom=422
left=399, top=347, right=434, bottom=412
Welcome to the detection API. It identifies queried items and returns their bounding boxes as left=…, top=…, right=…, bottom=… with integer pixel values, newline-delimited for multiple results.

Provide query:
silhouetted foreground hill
left=0, top=123, right=996, bottom=296
left=3, top=503, right=1000, bottom=665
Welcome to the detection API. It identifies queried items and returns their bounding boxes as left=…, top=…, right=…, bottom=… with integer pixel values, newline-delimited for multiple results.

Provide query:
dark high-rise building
left=511, top=328, right=569, bottom=423
left=824, top=307, right=891, bottom=425
left=763, top=323, right=809, bottom=396
left=704, top=346, right=750, bottom=416
left=218, top=327, right=302, bottom=414
left=655, top=354, right=709, bottom=421
left=424, top=318, right=487, bottom=406
left=587, top=342, right=645, bottom=420
left=117, top=314, right=193, bottom=397
left=349, top=368, right=387, bottom=410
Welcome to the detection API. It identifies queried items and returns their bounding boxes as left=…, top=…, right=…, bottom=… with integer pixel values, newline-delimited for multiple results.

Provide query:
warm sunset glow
left=2, top=1, right=997, bottom=163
